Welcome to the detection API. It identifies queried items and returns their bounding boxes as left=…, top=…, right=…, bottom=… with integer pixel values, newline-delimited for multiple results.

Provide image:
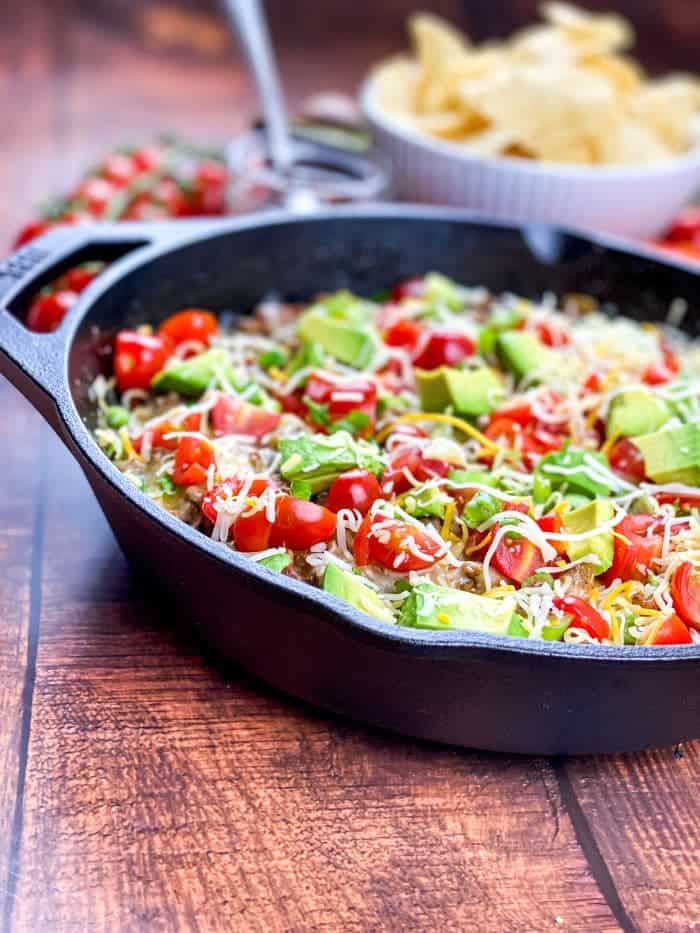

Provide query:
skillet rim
left=50, top=204, right=700, bottom=663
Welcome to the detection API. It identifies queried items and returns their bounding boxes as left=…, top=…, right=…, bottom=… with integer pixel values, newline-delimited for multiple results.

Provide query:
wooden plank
left=10, top=437, right=618, bottom=931
left=565, top=749, right=700, bottom=932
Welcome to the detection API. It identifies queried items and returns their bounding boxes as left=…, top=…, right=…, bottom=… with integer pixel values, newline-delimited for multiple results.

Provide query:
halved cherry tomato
left=603, top=515, right=663, bottom=584
left=326, top=469, right=382, bottom=515
left=390, top=277, right=425, bottom=302
left=63, top=264, right=102, bottom=294
left=671, top=562, right=700, bottom=632
left=412, top=329, right=475, bottom=370
left=14, top=219, right=51, bottom=248
left=269, top=496, right=336, bottom=550
left=380, top=446, right=449, bottom=495
left=491, top=535, right=543, bottom=585
left=353, top=513, right=446, bottom=571
left=114, top=330, right=172, bottom=391
left=233, top=508, right=274, bottom=552
left=553, top=596, right=609, bottom=640
left=648, top=612, right=693, bottom=646
left=210, top=393, right=280, bottom=440
left=535, top=320, right=570, bottom=347
left=27, top=289, right=77, bottom=333
left=536, top=513, right=568, bottom=556
left=484, top=416, right=519, bottom=447
left=383, top=317, right=423, bottom=351
left=305, top=371, right=377, bottom=433
left=608, top=437, right=646, bottom=484
left=159, top=309, right=218, bottom=347
left=172, top=436, right=214, bottom=486
left=201, top=477, right=273, bottom=526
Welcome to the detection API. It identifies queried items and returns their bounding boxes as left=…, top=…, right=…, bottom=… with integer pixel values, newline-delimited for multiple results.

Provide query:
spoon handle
left=222, top=0, right=294, bottom=174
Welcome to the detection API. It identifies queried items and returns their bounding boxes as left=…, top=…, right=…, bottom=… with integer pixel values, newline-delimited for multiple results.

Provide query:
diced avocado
left=478, top=305, right=523, bottom=356
left=152, top=348, right=234, bottom=397
left=447, top=469, right=499, bottom=488
left=323, top=564, right=394, bottom=624
left=507, top=613, right=568, bottom=641
left=415, top=365, right=505, bottom=416
left=297, top=294, right=379, bottom=368
left=279, top=431, right=384, bottom=494
left=562, top=499, right=615, bottom=574
left=403, top=484, right=451, bottom=519
left=635, top=424, right=700, bottom=485
left=398, top=582, right=515, bottom=634
left=606, top=389, right=672, bottom=440
left=258, top=552, right=292, bottom=573
left=497, top=331, right=554, bottom=381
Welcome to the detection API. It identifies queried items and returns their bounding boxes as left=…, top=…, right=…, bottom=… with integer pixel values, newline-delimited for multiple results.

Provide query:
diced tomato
left=491, top=400, right=534, bottom=427
left=412, top=329, right=475, bottom=370
left=665, top=208, right=700, bottom=244
left=101, top=153, right=139, bottom=187
left=326, top=469, right=382, bottom=515
left=268, top=496, right=336, bottom=550
left=648, top=612, right=693, bottom=646
left=13, top=219, right=51, bottom=248
left=172, top=436, right=214, bottom=486
left=153, top=177, right=188, bottom=216
left=384, top=423, right=428, bottom=444
left=132, top=412, right=202, bottom=454
left=201, top=477, right=273, bottom=525
left=390, top=277, right=426, bottom=302
left=535, top=320, right=570, bottom=347
left=191, top=160, right=228, bottom=214
left=277, top=390, right=307, bottom=417
left=536, top=513, right=568, bottom=556
left=383, top=317, right=423, bottom=350
left=63, top=264, right=102, bottom=294
left=553, top=595, right=609, bottom=640
left=583, top=371, right=603, bottom=393
left=26, top=289, right=77, bottom=333
left=381, top=446, right=449, bottom=495
left=233, top=508, right=274, bottom=552
left=130, top=145, right=164, bottom=173
left=76, top=176, right=117, bottom=216
left=642, top=341, right=680, bottom=386
left=159, top=309, right=218, bottom=347
left=655, top=491, right=700, bottom=509
left=305, top=371, right=377, bottom=433
left=353, top=513, right=446, bottom=571
left=210, top=393, right=280, bottom=440
left=484, top=416, right=519, bottom=447
left=491, top=535, right=543, bottom=585
left=603, top=515, right=663, bottom=584
left=608, top=437, right=646, bottom=484
left=670, top=562, right=700, bottom=632
left=113, top=330, right=172, bottom=391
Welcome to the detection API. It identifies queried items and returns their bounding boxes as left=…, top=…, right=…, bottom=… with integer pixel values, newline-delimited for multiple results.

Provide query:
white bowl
left=361, top=76, right=700, bottom=239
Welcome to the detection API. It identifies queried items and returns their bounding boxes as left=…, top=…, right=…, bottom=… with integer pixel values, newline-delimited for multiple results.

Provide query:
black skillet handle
left=0, top=222, right=193, bottom=434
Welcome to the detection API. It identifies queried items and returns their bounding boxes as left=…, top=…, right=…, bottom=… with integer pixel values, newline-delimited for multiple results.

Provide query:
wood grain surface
left=1, top=2, right=699, bottom=931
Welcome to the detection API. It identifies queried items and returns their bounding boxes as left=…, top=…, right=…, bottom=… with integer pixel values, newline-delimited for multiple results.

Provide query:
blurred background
left=2, top=0, right=699, bottom=237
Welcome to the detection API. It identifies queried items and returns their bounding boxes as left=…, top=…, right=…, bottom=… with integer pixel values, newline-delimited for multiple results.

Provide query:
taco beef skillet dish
left=92, top=273, right=700, bottom=649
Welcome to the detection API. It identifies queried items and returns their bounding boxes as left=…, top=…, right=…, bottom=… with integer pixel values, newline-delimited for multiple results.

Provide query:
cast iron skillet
left=0, top=206, right=698, bottom=755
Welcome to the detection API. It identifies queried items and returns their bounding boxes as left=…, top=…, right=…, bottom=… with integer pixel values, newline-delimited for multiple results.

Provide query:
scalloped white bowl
left=361, top=76, right=700, bottom=239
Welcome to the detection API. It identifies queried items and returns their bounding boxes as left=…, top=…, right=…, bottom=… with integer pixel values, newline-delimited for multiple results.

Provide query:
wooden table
left=1, top=3, right=699, bottom=930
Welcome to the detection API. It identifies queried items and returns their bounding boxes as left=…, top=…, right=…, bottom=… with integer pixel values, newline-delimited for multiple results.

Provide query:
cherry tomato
left=130, top=146, right=164, bottom=173
left=113, top=330, right=172, bottom=391
left=234, top=508, right=274, bottom=552
left=553, top=596, right=609, bottom=640
left=390, top=277, right=426, bottom=302
left=536, top=513, right=568, bottom=556
left=191, top=160, right=228, bottom=214
left=13, top=219, right=51, bottom=248
left=670, top=562, right=700, bottom=631
left=101, top=153, right=138, bottom=187
left=535, top=320, right=570, bottom=347
left=26, top=289, right=77, bottom=333
left=603, top=515, right=663, bottom=584
left=484, top=416, right=519, bottom=447
left=412, top=329, right=475, bottom=370
left=665, top=208, right=700, bottom=244
left=123, top=194, right=171, bottom=221
left=63, top=264, right=102, bottom=294
left=201, top=477, right=273, bottom=526
left=159, top=309, right=218, bottom=347
left=173, top=436, right=214, bottom=486
left=608, top=437, right=646, bottom=484
left=152, top=177, right=187, bottom=215
left=326, top=469, right=382, bottom=515
left=269, top=496, right=337, bottom=550
left=380, top=446, right=449, bottom=495
left=353, top=514, right=446, bottom=571
left=76, top=177, right=117, bottom=216
left=210, top=394, right=281, bottom=440
left=491, top=535, right=543, bottom=585
left=648, top=612, right=693, bottom=646
left=305, top=371, right=377, bottom=433
left=383, top=317, right=423, bottom=350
